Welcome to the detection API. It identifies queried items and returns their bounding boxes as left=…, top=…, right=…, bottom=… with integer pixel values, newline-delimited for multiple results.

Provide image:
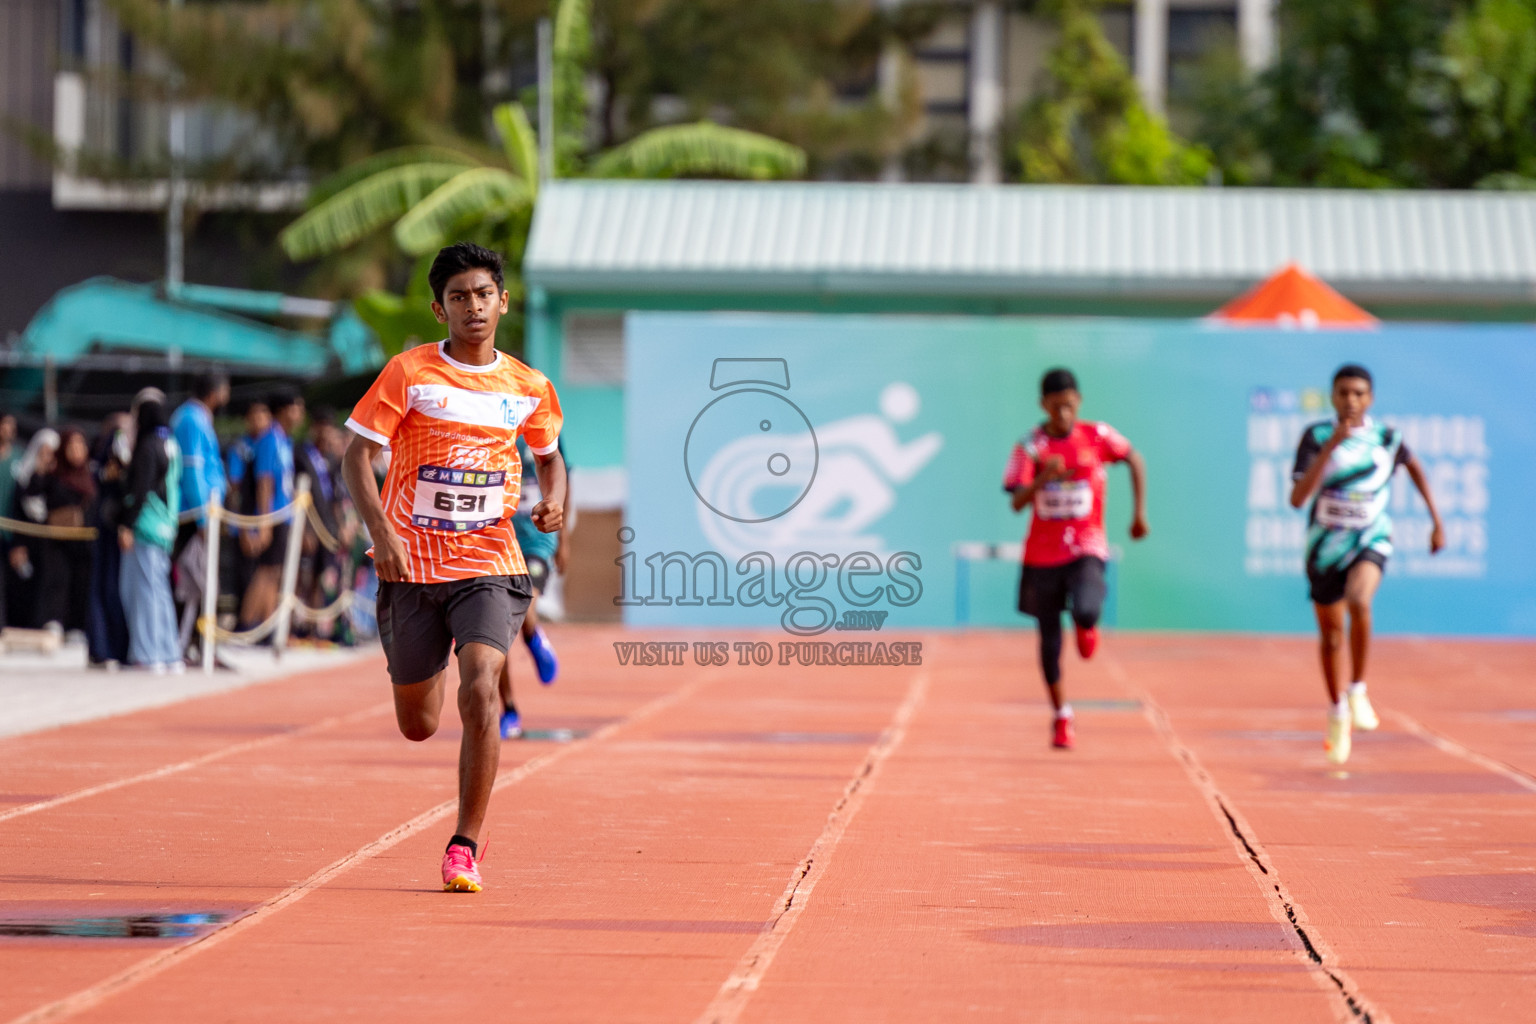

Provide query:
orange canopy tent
left=1209, top=263, right=1378, bottom=328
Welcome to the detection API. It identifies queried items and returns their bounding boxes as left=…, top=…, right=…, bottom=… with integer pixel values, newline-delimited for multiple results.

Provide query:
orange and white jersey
left=345, top=341, right=562, bottom=582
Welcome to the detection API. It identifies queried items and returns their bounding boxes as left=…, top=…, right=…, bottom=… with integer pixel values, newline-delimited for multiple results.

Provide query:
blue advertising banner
left=623, top=313, right=1536, bottom=636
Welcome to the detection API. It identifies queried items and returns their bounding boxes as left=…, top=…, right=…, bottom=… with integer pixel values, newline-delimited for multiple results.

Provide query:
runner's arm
left=552, top=472, right=571, bottom=574
left=342, top=433, right=410, bottom=582
left=1008, top=453, right=1066, bottom=512
left=1009, top=479, right=1043, bottom=512
left=1402, top=454, right=1447, bottom=554
left=1125, top=448, right=1149, bottom=539
left=1289, top=426, right=1346, bottom=508
left=530, top=448, right=567, bottom=534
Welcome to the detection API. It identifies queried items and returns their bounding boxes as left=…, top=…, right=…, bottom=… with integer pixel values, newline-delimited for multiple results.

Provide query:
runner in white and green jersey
left=1290, top=364, right=1445, bottom=765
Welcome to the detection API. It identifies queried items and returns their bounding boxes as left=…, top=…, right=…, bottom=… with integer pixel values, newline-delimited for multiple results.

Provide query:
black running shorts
left=1307, top=549, right=1387, bottom=606
left=525, top=554, right=549, bottom=595
left=377, top=574, right=532, bottom=685
left=1017, top=556, right=1107, bottom=622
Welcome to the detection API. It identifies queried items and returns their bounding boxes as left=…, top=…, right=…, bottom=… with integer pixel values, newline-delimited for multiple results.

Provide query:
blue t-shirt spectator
left=170, top=398, right=226, bottom=521
left=226, top=437, right=253, bottom=494
left=254, top=423, right=295, bottom=511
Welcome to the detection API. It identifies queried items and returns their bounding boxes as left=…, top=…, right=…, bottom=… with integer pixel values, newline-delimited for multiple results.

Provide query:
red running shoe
left=1052, top=715, right=1075, bottom=750
left=442, top=842, right=483, bottom=892
left=1075, top=624, right=1098, bottom=660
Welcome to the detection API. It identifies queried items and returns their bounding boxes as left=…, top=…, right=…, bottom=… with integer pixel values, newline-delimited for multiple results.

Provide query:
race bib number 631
left=411, top=465, right=506, bottom=532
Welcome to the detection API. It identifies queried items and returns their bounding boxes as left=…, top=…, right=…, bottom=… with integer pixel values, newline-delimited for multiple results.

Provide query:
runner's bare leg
left=521, top=594, right=539, bottom=639
left=454, top=641, right=505, bottom=843
left=393, top=669, right=449, bottom=742
left=1313, top=601, right=1346, bottom=704
left=1343, top=560, right=1383, bottom=684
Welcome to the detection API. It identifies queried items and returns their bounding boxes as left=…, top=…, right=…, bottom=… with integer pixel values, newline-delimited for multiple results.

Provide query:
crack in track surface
left=1208, top=794, right=1375, bottom=1023
left=1106, top=658, right=1388, bottom=1024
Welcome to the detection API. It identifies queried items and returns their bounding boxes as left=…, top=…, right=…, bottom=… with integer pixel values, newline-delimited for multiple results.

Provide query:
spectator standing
left=240, top=390, right=303, bottom=631
left=119, top=391, right=183, bottom=671
left=170, top=371, right=230, bottom=658
left=37, top=429, right=96, bottom=634
left=226, top=401, right=270, bottom=628
left=0, top=414, right=18, bottom=628
left=296, top=415, right=351, bottom=643
left=8, top=429, right=60, bottom=629
left=86, top=414, right=133, bottom=666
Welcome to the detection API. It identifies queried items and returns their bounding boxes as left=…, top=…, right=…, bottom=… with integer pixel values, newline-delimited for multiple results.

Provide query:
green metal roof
left=524, top=180, right=1536, bottom=303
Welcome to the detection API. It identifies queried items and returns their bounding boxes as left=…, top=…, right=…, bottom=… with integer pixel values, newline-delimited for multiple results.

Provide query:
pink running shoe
left=442, top=843, right=483, bottom=892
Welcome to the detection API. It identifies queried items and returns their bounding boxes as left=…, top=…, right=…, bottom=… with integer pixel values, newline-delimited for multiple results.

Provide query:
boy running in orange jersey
left=342, top=242, right=567, bottom=892
left=1004, top=368, right=1148, bottom=750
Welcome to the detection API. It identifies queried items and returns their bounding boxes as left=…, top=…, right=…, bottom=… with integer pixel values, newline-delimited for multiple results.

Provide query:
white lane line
left=694, top=671, right=929, bottom=1024
left=0, top=703, right=395, bottom=824
left=9, top=674, right=712, bottom=1024
left=1386, top=710, right=1536, bottom=793
left=1105, top=656, right=1390, bottom=1024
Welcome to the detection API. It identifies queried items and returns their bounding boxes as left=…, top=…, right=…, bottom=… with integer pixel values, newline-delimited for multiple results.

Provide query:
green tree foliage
left=1193, top=0, right=1536, bottom=188
left=111, top=0, right=902, bottom=305
left=1017, top=0, right=1212, bottom=185
left=1442, top=0, right=1536, bottom=186
left=107, top=0, right=511, bottom=177
left=588, top=0, right=941, bottom=175
left=278, top=0, right=807, bottom=354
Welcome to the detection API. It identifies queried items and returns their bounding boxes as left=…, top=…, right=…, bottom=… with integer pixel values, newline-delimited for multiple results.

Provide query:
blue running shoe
left=499, top=704, right=522, bottom=740
left=526, top=628, right=559, bottom=685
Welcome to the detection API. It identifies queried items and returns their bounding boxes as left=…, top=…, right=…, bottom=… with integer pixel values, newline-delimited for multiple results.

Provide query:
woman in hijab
left=8, top=429, right=60, bottom=629
left=118, top=393, right=184, bottom=671
left=35, top=429, right=97, bottom=633
left=87, top=413, right=133, bottom=666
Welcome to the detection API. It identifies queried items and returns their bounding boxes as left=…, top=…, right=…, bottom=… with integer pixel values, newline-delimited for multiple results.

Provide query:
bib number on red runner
left=1036, top=480, right=1093, bottom=521
left=412, top=465, right=506, bottom=532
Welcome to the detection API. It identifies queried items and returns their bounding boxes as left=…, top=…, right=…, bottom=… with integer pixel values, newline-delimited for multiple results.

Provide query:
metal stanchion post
left=273, top=477, right=310, bottom=659
left=201, top=497, right=222, bottom=674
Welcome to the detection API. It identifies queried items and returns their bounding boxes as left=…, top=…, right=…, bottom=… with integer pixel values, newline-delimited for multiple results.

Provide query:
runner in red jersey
left=1003, top=368, right=1149, bottom=749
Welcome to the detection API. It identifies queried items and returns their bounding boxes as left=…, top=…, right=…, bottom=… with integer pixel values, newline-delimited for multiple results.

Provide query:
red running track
left=1, top=628, right=1532, bottom=1023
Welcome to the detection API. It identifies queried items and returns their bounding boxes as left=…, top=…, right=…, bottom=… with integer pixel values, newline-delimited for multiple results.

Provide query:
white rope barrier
left=5, top=474, right=355, bottom=671
left=0, top=500, right=292, bottom=542
left=0, top=517, right=97, bottom=540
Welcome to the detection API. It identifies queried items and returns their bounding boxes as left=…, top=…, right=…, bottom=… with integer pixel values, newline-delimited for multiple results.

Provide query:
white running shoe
left=1325, top=711, right=1352, bottom=765
left=1349, top=688, right=1379, bottom=731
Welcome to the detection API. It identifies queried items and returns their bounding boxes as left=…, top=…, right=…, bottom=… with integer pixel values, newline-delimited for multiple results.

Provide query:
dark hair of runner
left=429, top=242, right=506, bottom=304
left=1040, top=368, right=1079, bottom=397
left=1332, top=363, right=1373, bottom=388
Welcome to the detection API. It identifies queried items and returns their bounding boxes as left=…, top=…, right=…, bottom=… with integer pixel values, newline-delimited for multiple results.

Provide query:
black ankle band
left=447, top=834, right=477, bottom=856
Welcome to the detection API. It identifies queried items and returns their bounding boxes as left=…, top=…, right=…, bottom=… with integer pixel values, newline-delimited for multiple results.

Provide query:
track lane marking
left=8, top=673, right=713, bottom=1024
left=1103, top=656, right=1390, bottom=1024
left=0, top=703, right=396, bottom=825
left=694, top=671, right=929, bottom=1024
left=1385, top=710, right=1536, bottom=792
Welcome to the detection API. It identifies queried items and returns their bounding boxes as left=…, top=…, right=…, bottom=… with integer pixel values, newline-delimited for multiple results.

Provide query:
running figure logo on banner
left=1244, top=387, right=1489, bottom=578
left=685, top=358, right=942, bottom=559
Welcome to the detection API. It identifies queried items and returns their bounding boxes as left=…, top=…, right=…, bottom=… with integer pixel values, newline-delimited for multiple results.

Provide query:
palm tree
left=279, top=0, right=806, bottom=352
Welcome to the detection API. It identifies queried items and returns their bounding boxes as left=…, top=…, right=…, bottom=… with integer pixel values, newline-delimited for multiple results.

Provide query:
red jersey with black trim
left=1002, top=421, right=1132, bottom=567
